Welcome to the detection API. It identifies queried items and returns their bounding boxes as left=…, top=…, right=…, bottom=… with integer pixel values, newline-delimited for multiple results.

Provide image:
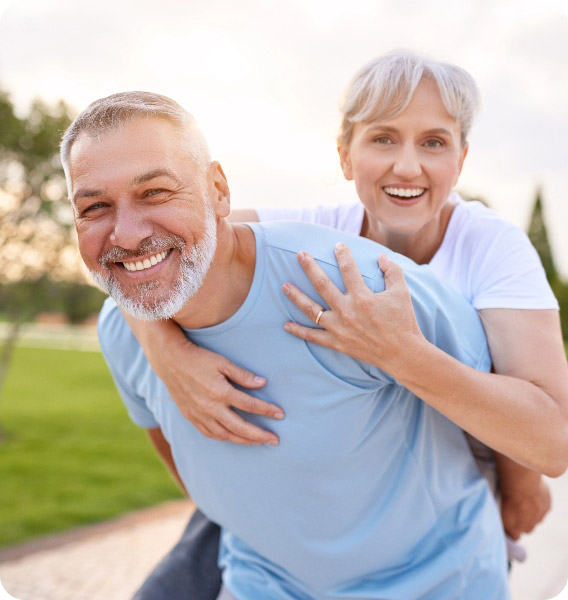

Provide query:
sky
left=1, top=0, right=568, bottom=275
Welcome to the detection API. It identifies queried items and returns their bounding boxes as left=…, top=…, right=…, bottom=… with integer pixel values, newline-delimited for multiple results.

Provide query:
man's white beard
left=90, top=202, right=217, bottom=321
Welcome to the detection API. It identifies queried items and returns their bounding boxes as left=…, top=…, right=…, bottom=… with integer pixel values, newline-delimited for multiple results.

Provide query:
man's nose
left=392, top=144, right=422, bottom=179
left=109, top=206, right=154, bottom=250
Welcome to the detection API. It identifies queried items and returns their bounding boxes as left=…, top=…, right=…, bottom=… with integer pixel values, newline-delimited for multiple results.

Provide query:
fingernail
left=297, top=251, right=306, bottom=261
left=336, top=242, right=345, bottom=250
left=274, top=411, right=284, bottom=419
left=282, top=284, right=290, bottom=294
left=266, top=439, right=279, bottom=446
left=253, top=376, right=265, bottom=384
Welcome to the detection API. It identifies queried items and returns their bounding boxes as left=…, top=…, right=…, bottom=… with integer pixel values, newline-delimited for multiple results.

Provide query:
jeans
left=132, top=508, right=222, bottom=600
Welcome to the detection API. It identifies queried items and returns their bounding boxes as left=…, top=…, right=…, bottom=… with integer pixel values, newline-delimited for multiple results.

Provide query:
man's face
left=69, top=116, right=218, bottom=320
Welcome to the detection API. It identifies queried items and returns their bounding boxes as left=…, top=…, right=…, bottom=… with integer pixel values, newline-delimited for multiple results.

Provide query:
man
left=61, top=91, right=510, bottom=599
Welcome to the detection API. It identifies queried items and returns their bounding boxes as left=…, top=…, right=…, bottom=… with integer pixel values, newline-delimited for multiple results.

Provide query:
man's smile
left=122, top=249, right=171, bottom=272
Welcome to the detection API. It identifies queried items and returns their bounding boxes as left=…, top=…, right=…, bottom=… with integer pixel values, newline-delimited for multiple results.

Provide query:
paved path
left=1, top=474, right=567, bottom=600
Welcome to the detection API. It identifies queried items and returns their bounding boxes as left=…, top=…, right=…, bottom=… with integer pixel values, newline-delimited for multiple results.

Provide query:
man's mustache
left=98, top=235, right=186, bottom=269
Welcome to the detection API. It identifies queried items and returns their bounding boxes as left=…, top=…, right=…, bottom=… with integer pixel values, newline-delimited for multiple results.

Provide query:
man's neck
left=173, top=221, right=256, bottom=330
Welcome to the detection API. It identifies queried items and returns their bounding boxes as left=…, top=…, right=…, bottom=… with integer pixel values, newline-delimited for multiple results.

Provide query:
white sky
left=1, top=0, right=568, bottom=275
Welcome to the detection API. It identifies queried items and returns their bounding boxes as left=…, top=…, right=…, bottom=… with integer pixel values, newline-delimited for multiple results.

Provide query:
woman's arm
left=122, top=312, right=283, bottom=446
left=282, top=244, right=568, bottom=477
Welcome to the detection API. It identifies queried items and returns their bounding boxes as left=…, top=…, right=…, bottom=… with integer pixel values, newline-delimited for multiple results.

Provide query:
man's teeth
left=384, top=187, right=425, bottom=198
left=123, top=250, right=169, bottom=272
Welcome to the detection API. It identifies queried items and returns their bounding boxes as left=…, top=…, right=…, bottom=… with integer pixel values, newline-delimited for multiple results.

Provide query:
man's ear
left=209, top=161, right=230, bottom=217
left=337, top=142, right=353, bottom=181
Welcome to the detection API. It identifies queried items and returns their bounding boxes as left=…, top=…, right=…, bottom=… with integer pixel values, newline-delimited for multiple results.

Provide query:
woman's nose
left=392, top=144, right=422, bottom=179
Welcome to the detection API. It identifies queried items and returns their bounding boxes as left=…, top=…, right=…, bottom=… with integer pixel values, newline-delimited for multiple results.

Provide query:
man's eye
left=424, top=139, right=443, bottom=148
left=82, top=202, right=107, bottom=214
left=146, top=189, right=166, bottom=197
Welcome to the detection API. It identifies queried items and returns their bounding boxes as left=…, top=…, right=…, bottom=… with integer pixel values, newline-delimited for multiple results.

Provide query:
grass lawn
left=0, top=346, right=183, bottom=550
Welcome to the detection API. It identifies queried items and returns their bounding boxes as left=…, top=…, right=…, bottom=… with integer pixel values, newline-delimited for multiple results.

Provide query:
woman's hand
left=121, top=314, right=284, bottom=446
left=282, top=242, right=425, bottom=376
left=496, top=454, right=552, bottom=540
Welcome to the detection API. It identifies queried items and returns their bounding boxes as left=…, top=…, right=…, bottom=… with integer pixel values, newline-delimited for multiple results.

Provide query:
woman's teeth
left=123, top=250, right=169, bottom=272
left=384, top=187, right=425, bottom=198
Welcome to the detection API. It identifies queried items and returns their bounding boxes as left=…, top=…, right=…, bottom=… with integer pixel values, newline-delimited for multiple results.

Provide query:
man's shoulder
left=254, top=220, right=417, bottom=281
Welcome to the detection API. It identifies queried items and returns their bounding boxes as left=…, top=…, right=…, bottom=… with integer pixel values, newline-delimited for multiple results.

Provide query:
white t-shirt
left=257, top=193, right=559, bottom=311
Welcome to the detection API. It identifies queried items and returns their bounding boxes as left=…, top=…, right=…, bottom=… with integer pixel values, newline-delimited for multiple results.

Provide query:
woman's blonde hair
left=338, top=50, right=480, bottom=147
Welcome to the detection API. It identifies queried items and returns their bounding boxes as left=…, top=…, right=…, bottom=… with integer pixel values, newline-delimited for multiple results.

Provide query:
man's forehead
left=69, top=119, right=194, bottom=182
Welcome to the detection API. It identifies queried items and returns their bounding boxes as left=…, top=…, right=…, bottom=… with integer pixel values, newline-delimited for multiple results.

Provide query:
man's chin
left=89, top=269, right=182, bottom=321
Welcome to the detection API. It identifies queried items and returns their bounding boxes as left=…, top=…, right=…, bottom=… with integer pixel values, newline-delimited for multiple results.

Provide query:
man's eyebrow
left=73, top=188, right=103, bottom=204
left=130, top=169, right=183, bottom=187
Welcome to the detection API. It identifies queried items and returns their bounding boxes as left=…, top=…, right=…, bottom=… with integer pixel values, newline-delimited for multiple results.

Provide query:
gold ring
left=315, top=309, right=325, bottom=325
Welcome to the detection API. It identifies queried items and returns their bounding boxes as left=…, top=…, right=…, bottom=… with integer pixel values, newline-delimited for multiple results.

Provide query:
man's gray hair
left=338, top=50, right=481, bottom=147
left=60, top=91, right=211, bottom=189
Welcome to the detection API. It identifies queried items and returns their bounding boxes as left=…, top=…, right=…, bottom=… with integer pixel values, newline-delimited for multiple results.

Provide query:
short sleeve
left=471, top=225, right=558, bottom=310
left=97, top=299, right=159, bottom=429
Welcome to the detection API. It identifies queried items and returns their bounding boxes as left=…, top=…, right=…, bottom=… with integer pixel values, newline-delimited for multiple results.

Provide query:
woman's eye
left=424, top=139, right=443, bottom=148
left=374, top=136, right=392, bottom=145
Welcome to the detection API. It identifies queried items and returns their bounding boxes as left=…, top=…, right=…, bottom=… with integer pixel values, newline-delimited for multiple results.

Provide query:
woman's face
left=339, top=79, right=468, bottom=238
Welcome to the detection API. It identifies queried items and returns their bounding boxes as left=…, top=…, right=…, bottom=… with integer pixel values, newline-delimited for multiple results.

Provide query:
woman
left=129, top=52, right=567, bottom=599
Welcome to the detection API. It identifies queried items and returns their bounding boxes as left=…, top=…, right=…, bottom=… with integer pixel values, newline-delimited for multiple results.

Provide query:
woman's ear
left=338, top=142, right=354, bottom=181
left=453, top=143, right=469, bottom=186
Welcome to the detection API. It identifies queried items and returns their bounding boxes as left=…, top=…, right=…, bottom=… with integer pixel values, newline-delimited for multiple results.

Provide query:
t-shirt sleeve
left=97, top=299, right=160, bottom=429
left=472, top=224, right=559, bottom=310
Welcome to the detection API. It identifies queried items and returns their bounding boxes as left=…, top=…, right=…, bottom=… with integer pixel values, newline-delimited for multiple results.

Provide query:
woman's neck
left=360, top=201, right=456, bottom=265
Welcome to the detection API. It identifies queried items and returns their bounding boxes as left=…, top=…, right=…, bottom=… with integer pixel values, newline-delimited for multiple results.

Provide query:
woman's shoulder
left=435, top=194, right=557, bottom=310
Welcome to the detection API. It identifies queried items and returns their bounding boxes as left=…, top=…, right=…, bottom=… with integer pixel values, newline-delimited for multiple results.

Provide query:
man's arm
left=146, top=427, right=188, bottom=495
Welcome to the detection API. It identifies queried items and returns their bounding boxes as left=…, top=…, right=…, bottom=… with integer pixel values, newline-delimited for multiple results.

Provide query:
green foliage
left=527, top=188, right=558, bottom=284
left=0, top=88, right=79, bottom=285
left=0, top=347, right=182, bottom=548
left=525, top=188, right=567, bottom=341
left=0, top=277, right=107, bottom=323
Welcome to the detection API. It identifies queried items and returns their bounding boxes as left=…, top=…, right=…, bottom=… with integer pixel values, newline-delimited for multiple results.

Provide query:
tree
left=0, top=89, right=84, bottom=433
left=526, top=187, right=558, bottom=285
left=526, top=188, right=568, bottom=342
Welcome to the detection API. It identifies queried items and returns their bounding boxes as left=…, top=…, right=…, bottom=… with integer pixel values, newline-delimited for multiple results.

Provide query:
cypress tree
left=527, top=187, right=558, bottom=284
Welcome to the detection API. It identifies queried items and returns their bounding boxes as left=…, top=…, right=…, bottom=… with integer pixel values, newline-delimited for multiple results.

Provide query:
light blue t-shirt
left=98, top=221, right=510, bottom=600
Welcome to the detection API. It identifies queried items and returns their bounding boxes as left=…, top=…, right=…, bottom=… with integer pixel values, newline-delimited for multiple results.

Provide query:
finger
left=203, top=418, right=266, bottom=445
left=378, top=254, right=406, bottom=291
left=334, top=243, right=368, bottom=293
left=213, top=408, right=280, bottom=445
left=296, top=251, right=344, bottom=307
left=282, top=282, right=327, bottom=324
left=284, top=321, right=337, bottom=349
left=230, top=388, right=285, bottom=420
left=221, top=361, right=267, bottom=390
